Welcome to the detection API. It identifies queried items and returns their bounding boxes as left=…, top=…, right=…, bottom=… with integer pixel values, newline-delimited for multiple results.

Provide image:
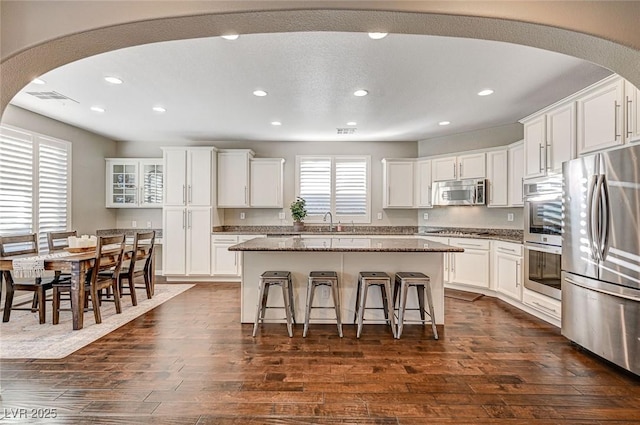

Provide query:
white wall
left=418, top=123, right=523, bottom=157
left=1, top=105, right=117, bottom=235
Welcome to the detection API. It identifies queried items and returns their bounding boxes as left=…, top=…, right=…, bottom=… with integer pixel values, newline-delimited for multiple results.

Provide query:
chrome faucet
left=323, top=211, right=334, bottom=232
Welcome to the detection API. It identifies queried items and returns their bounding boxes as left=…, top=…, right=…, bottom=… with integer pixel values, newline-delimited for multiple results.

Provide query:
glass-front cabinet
left=106, top=158, right=163, bottom=208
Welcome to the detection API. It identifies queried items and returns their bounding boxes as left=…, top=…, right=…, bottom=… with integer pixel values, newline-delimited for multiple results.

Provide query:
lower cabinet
left=163, top=206, right=212, bottom=275
left=522, top=287, right=562, bottom=321
left=447, top=238, right=490, bottom=288
left=493, top=241, right=523, bottom=301
left=211, top=235, right=265, bottom=277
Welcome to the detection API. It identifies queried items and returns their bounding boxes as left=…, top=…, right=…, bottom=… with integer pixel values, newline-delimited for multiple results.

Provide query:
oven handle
left=524, top=242, right=561, bottom=255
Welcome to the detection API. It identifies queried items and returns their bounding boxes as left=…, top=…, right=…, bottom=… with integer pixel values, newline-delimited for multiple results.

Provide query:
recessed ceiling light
left=32, top=78, right=46, bottom=85
left=90, top=106, right=105, bottom=113
left=346, top=121, right=357, bottom=126
left=152, top=106, right=166, bottom=113
left=253, top=90, right=268, bottom=97
left=368, top=32, right=388, bottom=40
left=478, top=89, right=494, bottom=96
left=221, top=34, right=239, bottom=40
left=271, top=121, right=282, bottom=126
left=353, top=89, right=369, bottom=97
left=104, top=76, right=123, bottom=84
left=438, top=121, right=451, bottom=126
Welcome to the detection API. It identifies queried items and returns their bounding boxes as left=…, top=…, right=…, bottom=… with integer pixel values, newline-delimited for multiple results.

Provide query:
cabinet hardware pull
left=539, top=144, right=544, bottom=172
left=188, top=185, right=192, bottom=203
left=244, top=186, right=248, bottom=204
left=453, top=162, right=456, bottom=179
left=188, top=211, right=192, bottom=229
left=182, top=185, right=186, bottom=204
left=459, top=162, right=463, bottom=178
left=531, top=301, right=556, bottom=314
left=457, top=242, right=483, bottom=248
left=451, top=255, right=455, bottom=273
left=614, top=101, right=621, bottom=139
left=497, top=247, right=517, bottom=254
left=182, top=210, right=186, bottom=229
left=545, top=144, right=551, bottom=171
left=627, top=97, right=633, bottom=137
left=515, top=261, right=521, bottom=286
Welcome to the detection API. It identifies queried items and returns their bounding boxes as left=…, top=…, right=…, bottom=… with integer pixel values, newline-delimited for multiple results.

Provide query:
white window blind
left=0, top=126, right=71, bottom=251
left=296, top=155, right=370, bottom=223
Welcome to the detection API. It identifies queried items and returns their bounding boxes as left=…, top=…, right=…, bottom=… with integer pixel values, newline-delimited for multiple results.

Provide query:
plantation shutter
left=0, top=127, right=34, bottom=236
left=298, top=157, right=331, bottom=215
left=335, top=158, right=367, bottom=216
left=38, top=137, right=70, bottom=250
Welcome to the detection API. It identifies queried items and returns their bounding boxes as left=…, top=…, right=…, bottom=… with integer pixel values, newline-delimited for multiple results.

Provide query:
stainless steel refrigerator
left=562, top=144, right=640, bottom=376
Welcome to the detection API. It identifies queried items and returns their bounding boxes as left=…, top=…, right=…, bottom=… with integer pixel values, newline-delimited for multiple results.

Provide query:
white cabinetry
left=448, top=238, right=490, bottom=289
left=486, top=149, right=508, bottom=207
left=250, top=158, right=284, bottom=208
left=212, top=235, right=240, bottom=276
left=523, top=115, right=546, bottom=178
left=382, top=159, right=414, bottom=208
left=523, top=288, right=561, bottom=321
left=162, top=147, right=215, bottom=277
left=577, top=76, right=625, bottom=154
left=105, top=158, right=163, bottom=208
left=493, top=241, right=523, bottom=301
left=432, top=153, right=485, bottom=182
left=218, top=149, right=254, bottom=208
left=415, top=159, right=432, bottom=208
left=625, top=80, right=640, bottom=143
left=508, top=142, right=524, bottom=207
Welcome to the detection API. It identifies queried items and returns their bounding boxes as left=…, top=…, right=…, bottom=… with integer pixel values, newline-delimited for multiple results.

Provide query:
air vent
left=26, top=91, right=78, bottom=103
left=337, top=128, right=357, bottom=135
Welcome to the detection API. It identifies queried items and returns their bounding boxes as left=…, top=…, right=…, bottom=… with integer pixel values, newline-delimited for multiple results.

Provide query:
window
left=296, top=155, right=370, bottom=223
left=0, top=125, right=71, bottom=251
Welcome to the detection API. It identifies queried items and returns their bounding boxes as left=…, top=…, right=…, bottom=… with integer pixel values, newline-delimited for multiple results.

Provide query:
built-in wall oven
left=523, top=175, right=563, bottom=300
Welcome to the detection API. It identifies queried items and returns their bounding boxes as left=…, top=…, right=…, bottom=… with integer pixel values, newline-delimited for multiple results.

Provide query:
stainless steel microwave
left=432, top=179, right=485, bottom=206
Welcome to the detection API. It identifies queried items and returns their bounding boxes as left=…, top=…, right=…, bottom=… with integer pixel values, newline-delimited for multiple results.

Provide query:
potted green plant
left=290, top=197, right=307, bottom=231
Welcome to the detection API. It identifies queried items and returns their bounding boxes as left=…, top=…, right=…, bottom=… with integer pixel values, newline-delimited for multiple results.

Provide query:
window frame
left=295, top=155, right=371, bottom=224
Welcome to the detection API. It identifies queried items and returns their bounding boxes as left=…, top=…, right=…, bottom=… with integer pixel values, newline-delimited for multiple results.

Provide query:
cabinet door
left=162, top=207, right=186, bottom=275
left=523, top=115, right=546, bottom=178
left=486, top=150, right=508, bottom=207
left=106, top=160, right=138, bottom=207
left=218, top=152, right=250, bottom=207
left=164, top=149, right=187, bottom=206
left=458, top=153, right=486, bottom=179
left=546, top=102, right=575, bottom=173
left=187, top=149, right=212, bottom=206
left=508, top=143, right=524, bottom=207
left=577, top=78, right=625, bottom=155
left=625, top=80, right=640, bottom=143
left=212, top=238, right=239, bottom=276
left=383, top=160, right=414, bottom=207
left=432, top=156, right=457, bottom=181
left=186, top=207, right=211, bottom=275
left=415, top=159, right=432, bottom=208
left=495, top=253, right=522, bottom=301
left=450, top=249, right=489, bottom=288
left=139, top=159, right=163, bottom=207
left=250, top=159, right=283, bottom=208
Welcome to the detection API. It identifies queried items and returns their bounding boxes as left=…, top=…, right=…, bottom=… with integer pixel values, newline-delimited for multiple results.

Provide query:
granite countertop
left=228, top=236, right=464, bottom=252
left=415, top=227, right=523, bottom=243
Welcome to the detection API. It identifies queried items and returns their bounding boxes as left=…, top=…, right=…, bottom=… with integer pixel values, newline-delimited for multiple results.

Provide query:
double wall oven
left=523, top=176, right=563, bottom=300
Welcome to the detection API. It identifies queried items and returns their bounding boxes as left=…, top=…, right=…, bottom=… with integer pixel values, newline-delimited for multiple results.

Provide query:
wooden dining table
left=0, top=247, right=154, bottom=330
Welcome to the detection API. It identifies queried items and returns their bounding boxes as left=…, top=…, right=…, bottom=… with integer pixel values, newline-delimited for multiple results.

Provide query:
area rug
left=444, top=288, right=484, bottom=302
left=0, top=283, right=194, bottom=359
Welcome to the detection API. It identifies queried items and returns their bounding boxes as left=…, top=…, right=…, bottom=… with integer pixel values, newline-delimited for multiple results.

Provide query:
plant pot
left=293, top=221, right=305, bottom=231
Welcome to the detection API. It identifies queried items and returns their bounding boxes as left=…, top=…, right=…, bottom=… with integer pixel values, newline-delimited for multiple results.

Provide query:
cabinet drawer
left=523, top=288, right=561, bottom=319
left=493, top=240, right=523, bottom=256
left=449, top=238, right=490, bottom=250
left=212, top=235, right=238, bottom=244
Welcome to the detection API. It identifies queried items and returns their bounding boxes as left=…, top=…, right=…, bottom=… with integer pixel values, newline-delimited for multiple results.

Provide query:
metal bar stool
left=253, top=271, right=295, bottom=337
left=354, top=271, right=396, bottom=338
left=393, top=272, right=438, bottom=340
left=303, top=271, right=343, bottom=337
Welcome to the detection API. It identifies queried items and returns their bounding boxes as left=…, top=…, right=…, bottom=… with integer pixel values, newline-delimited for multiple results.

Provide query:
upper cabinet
left=162, top=147, right=214, bottom=206
left=415, top=159, right=432, bottom=208
left=577, top=76, right=625, bottom=155
left=217, top=149, right=254, bottom=208
left=250, top=158, right=285, bottom=208
left=522, top=100, right=575, bottom=179
left=508, top=141, right=524, bottom=207
left=382, top=159, right=415, bottom=208
left=105, top=158, right=163, bottom=208
left=625, top=80, right=640, bottom=143
left=486, top=149, right=508, bottom=207
left=432, top=153, right=485, bottom=182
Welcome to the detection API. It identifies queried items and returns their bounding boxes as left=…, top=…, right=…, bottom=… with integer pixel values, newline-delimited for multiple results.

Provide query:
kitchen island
left=229, top=236, right=463, bottom=326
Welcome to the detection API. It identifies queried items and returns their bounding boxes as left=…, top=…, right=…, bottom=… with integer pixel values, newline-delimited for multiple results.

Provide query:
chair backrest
left=0, top=233, right=38, bottom=257
left=128, top=231, right=155, bottom=274
left=47, top=230, right=77, bottom=253
left=89, top=234, right=126, bottom=284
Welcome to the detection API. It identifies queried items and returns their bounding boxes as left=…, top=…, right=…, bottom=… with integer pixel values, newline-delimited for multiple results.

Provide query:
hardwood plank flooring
left=1, top=282, right=639, bottom=424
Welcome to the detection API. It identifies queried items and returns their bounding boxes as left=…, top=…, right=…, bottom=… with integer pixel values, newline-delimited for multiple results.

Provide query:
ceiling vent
left=336, top=128, right=357, bottom=135
left=26, top=91, right=78, bottom=103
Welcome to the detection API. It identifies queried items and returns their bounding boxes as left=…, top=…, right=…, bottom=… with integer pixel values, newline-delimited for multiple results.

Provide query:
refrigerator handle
left=586, top=174, right=600, bottom=261
left=599, top=174, right=611, bottom=261
left=593, top=174, right=606, bottom=261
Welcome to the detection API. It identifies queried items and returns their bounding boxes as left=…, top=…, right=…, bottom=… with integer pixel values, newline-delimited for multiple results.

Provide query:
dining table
left=0, top=246, right=154, bottom=330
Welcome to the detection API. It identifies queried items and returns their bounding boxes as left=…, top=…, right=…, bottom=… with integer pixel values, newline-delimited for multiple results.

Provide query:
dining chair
left=0, top=233, right=53, bottom=324
left=52, top=234, right=126, bottom=325
left=47, top=230, right=77, bottom=283
left=119, top=230, right=156, bottom=306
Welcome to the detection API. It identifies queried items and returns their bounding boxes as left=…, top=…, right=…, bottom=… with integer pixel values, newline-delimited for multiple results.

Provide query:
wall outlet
left=131, top=220, right=137, bottom=228
left=240, top=212, right=246, bottom=220
left=377, top=212, right=383, bottom=220
left=278, top=211, right=286, bottom=220
left=146, top=221, right=152, bottom=228
left=507, top=213, right=514, bottom=222
left=423, top=212, right=429, bottom=220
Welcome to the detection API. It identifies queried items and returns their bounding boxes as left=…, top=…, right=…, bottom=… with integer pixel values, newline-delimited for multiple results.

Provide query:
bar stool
left=354, top=271, right=396, bottom=338
left=253, top=271, right=295, bottom=338
left=393, top=272, right=438, bottom=340
left=303, top=271, right=343, bottom=338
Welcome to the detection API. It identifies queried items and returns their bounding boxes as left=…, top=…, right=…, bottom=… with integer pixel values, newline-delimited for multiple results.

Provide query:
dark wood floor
left=1, top=283, right=639, bottom=424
